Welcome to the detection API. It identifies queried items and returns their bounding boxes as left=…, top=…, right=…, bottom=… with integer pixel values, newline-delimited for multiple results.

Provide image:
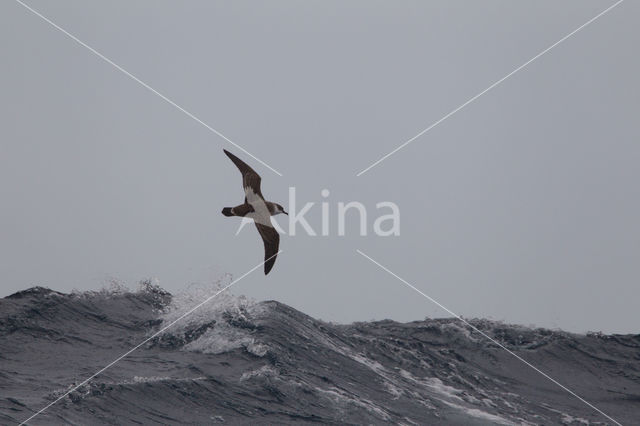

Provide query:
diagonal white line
left=18, top=250, right=282, bottom=426
left=14, top=0, right=283, bottom=177
left=356, top=0, right=624, bottom=176
left=355, top=249, right=622, bottom=426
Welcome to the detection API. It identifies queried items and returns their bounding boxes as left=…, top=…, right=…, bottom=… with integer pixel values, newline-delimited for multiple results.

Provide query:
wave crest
left=153, top=277, right=268, bottom=356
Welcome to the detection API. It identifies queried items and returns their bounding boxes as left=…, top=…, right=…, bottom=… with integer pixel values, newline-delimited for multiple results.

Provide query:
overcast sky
left=1, top=0, right=638, bottom=333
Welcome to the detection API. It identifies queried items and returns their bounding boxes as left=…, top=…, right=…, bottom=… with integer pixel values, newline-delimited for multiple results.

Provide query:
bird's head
left=274, top=203, right=288, bottom=215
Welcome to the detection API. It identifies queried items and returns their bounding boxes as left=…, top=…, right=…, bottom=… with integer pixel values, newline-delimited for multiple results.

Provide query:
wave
left=1, top=284, right=639, bottom=425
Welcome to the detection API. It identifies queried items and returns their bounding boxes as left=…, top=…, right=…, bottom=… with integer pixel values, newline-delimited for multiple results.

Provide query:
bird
left=221, top=149, right=287, bottom=274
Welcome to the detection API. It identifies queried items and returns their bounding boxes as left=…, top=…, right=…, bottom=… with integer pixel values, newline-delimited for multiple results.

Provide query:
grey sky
left=1, top=0, right=638, bottom=333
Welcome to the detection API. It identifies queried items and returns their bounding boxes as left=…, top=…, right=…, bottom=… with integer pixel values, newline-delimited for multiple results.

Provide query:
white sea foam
left=441, top=400, right=516, bottom=425
left=560, top=413, right=590, bottom=425
left=127, top=376, right=206, bottom=385
left=314, top=386, right=392, bottom=421
left=240, top=365, right=279, bottom=382
left=158, top=277, right=269, bottom=355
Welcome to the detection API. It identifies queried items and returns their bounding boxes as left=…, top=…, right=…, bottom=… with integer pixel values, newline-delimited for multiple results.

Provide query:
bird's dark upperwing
left=223, top=149, right=263, bottom=199
left=255, top=223, right=279, bottom=275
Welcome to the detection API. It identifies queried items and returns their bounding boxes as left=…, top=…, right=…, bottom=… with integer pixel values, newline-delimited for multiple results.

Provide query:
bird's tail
left=221, top=207, right=234, bottom=217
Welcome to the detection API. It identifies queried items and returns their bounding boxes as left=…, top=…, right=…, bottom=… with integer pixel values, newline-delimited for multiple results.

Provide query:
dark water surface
left=1, top=285, right=638, bottom=425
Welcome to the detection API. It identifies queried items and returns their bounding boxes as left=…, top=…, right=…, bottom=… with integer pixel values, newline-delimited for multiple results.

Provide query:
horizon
left=3, top=281, right=634, bottom=336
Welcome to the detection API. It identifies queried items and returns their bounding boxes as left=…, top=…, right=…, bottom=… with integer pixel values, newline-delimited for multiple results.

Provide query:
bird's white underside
left=245, top=187, right=272, bottom=227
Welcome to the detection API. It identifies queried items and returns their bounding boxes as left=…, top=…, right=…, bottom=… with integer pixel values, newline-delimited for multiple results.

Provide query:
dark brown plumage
left=222, top=149, right=286, bottom=274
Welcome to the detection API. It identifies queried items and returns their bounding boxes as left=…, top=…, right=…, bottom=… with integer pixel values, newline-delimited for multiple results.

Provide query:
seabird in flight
left=221, top=149, right=287, bottom=274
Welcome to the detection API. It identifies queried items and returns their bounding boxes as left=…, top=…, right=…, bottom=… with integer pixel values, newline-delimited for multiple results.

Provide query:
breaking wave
left=153, top=278, right=269, bottom=357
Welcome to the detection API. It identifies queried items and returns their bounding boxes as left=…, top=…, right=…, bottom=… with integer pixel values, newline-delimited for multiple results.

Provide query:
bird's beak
left=283, top=211, right=288, bottom=215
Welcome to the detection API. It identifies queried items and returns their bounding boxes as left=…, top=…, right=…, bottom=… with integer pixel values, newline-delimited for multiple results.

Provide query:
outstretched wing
left=255, top=223, right=279, bottom=275
left=224, top=149, right=263, bottom=199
